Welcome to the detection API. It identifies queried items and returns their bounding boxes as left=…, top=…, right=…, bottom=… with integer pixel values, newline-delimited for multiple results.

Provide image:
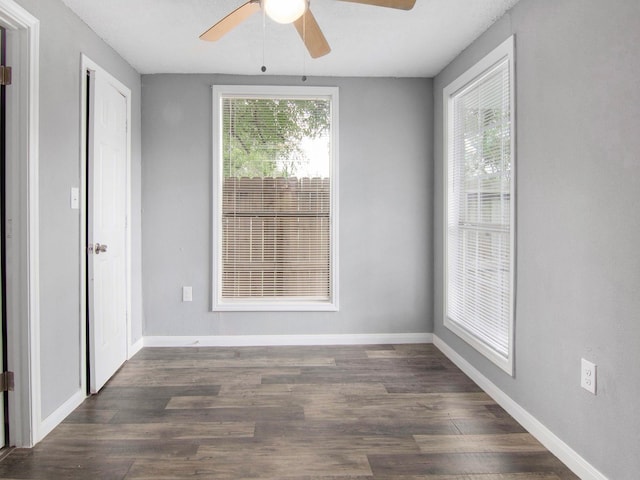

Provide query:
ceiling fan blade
left=293, top=9, right=331, bottom=59
left=338, top=0, right=416, bottom=10
left=200, top=1, right=261, bottom=41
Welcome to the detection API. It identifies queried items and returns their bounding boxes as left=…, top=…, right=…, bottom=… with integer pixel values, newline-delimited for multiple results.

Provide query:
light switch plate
left=70, top=187, right=80, bottom=209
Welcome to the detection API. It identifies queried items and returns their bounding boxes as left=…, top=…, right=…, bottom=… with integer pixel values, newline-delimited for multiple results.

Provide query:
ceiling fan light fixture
left=262, top=0, right=309, bottom=24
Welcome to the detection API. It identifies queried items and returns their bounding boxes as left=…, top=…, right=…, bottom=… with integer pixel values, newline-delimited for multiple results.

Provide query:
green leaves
left=222, top=98, right=330, bottom=178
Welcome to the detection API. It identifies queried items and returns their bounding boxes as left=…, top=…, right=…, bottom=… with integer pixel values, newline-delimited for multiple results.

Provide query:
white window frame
left=211, top=85, right=339, bottom=312
left=443, top=36, right=516, bottom=375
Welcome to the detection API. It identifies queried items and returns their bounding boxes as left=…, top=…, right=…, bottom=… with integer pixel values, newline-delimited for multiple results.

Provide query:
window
left=212, top=85, right=339, bottom=311
left=443, top=36, right=515, bottom=374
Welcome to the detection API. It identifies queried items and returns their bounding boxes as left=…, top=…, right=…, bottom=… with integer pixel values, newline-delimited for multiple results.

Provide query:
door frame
left=0, top=0, right=39, bottom=448
left=80, top=54, right=132, bottom=395
left=1, top=24, right=8, bottom=449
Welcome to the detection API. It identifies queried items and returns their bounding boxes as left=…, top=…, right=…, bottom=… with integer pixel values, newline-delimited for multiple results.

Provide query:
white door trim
left=80, top=55, right=132, bottom=396
left=0, top=0, right=39, bottom=447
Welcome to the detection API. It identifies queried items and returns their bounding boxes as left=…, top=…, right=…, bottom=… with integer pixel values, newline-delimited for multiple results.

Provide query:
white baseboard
left=144, top=332, right=433, bottom=348
left=35, top=336, right=142, bottom=444
left=128, top=337, right=144, bottom=358
left=433, top=335, right=608, bottom=480
left=37, top=388, right=85, bottom=442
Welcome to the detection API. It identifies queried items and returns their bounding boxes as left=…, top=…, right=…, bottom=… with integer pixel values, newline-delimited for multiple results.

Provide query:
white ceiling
left=59, top=0, right=519, bottom=77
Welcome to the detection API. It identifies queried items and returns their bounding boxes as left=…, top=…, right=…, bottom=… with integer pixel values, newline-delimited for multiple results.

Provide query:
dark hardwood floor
left=0, top=344, right=578, bottom=479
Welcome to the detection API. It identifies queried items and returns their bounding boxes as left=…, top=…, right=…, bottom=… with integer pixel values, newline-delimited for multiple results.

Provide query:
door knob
left=94, top=243, right=108, bottom=255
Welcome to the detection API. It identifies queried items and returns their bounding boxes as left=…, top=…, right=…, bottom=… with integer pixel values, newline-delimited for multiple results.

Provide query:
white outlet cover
left=182, top=286, right=193, bottom=302
left=581, top=358, right=597, bottom=394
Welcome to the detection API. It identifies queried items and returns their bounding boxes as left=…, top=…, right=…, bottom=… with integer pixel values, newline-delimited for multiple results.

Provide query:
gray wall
left=14, top=0, right=143, bottom=419
left=433, top=1, right=640, bottom=478
left=142, top=75, right=432, bottom=336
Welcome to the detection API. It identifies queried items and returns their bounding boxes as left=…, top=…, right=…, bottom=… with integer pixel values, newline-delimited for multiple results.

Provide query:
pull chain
left=261, top=7, right=267, bottom=72
left=301, top=11, right=307, bottom=81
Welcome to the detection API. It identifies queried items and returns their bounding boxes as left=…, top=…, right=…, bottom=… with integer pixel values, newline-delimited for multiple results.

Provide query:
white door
left=88, top=68, right=128, bottom=393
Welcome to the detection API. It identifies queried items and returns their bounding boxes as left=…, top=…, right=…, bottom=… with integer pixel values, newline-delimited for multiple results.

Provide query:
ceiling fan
left=200, top=0, right=416, bottom=59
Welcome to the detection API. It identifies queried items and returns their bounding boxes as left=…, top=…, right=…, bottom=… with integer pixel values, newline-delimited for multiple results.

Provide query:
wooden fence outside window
left=221, top=177, right=331, bottom=299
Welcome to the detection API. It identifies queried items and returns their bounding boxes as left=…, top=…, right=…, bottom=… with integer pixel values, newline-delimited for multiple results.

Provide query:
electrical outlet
left=182, top=286, right=193, bottom=302
left=581, top=358, right=597, bottom=394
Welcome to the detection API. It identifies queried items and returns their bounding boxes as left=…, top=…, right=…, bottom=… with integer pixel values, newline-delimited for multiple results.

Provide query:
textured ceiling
left=59, top=0, right=520, bottom=77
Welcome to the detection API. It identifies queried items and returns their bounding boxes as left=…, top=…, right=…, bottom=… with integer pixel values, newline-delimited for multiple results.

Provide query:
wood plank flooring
left=0, top=344, right=578, bottom=479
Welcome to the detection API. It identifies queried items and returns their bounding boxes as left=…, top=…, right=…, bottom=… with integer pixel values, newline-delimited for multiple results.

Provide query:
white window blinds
left=444, top=37, right=515, bottom=374
left=213, top=87, right=338, bottom=311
